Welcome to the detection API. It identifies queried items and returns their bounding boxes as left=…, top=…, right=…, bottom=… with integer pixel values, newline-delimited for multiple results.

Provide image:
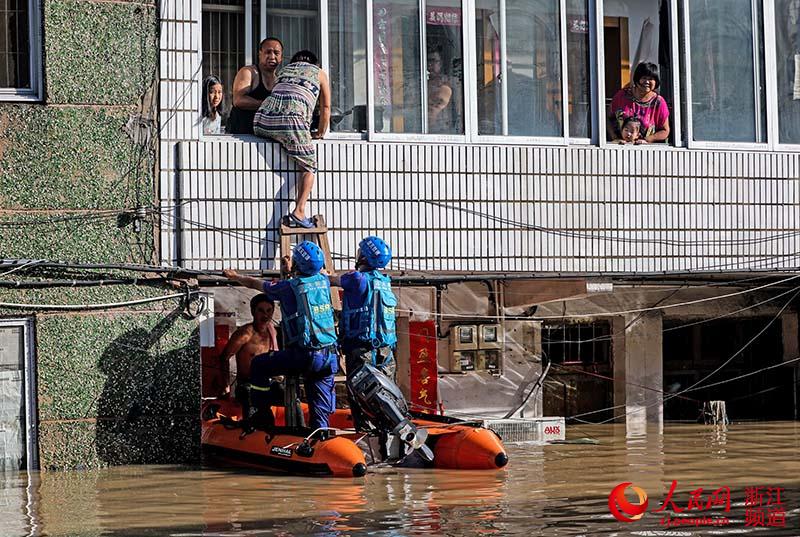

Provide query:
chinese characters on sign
left=426, top=7, right=461, bottom=26
left=409, top=320, right=438, bottom=413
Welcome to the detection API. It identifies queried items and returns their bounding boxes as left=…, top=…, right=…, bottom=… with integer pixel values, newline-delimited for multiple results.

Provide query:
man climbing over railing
left=223, top=240, right=338, bottom=431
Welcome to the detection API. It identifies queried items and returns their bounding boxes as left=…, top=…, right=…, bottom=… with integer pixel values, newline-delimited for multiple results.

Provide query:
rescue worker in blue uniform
left=328, top=236, right=398, bottom=431
left=223, top=241, right=338, bottom=430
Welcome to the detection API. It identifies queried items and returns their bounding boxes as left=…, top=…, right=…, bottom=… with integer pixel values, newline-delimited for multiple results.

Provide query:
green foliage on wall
left=0, top=105, right=153, bottom=211
left=44, top=0, right=157, bottom=105
left=0, top=213, right=154, bottom=263
left=36, top=311, right=200, bottom=468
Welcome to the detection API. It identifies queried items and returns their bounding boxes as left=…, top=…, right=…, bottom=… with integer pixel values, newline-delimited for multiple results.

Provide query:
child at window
left=201, top=75, right=225, bottom=135
left=614, top=116, right=645, bottom=145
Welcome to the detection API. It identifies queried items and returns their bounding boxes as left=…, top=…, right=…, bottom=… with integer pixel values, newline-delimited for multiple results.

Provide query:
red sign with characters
left=409, top=320, right=439, bottom=413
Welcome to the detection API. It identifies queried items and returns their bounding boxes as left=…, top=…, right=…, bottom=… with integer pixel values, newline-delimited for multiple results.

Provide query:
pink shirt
left=610, top=88, right=670, bottom=138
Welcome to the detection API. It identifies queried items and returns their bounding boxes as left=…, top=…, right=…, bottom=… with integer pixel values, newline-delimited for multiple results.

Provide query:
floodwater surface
left=2, top=422, right=799, bottom=536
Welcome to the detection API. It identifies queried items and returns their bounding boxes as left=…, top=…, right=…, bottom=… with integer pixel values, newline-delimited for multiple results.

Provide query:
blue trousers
left=250, top=347, right=337, bottom=430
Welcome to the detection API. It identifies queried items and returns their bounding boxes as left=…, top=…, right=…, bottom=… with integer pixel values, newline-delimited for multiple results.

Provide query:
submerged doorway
left=663, top=318, right=792, bottom=421
left=0, top=320, right=37, bottom=471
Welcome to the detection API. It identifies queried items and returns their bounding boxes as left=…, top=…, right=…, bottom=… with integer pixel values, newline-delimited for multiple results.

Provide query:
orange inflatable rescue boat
left=201, top=398, right=367, bottom=478
left=202, top=398, right=508, bottom=477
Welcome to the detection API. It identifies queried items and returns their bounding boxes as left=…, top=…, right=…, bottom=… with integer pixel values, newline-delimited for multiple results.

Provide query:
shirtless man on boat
left=218, top=294, right=281, bottom=415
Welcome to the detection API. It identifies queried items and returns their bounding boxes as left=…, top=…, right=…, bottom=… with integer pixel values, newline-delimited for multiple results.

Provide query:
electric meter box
left=451, top=324, right=478, bottom=350
left=449, top=350, right=477, bottom=372
left=477, top=350, right=501, bottom=375
left=478, top=324, right=502, bottom=349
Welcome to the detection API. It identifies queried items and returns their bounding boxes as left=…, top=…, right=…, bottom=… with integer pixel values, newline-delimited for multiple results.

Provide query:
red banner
left=201, top=322, right=230, bottom=398
left=409, top=320, right=439, bottom=413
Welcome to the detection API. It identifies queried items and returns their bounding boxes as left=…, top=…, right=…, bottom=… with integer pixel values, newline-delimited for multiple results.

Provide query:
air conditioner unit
left=451, top=324, right=478, bottom=350
left=478, top=324, right=502, bottom=349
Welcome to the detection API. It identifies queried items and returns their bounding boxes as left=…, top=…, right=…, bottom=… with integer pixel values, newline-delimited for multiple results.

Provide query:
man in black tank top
left=227, top=37, right=283, bottom=135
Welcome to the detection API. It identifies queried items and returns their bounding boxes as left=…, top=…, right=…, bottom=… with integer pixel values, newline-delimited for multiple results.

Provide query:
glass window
left=603, top=0, right=673, bottom=144
left=328, top=0, right=368, bottom=132
left=774, top=0, right=800, bottom=145
left=687, top=0, right=766, bottom=143
left=202, top=0, right=247, bottom=126
left=372, top=0, right=464, bottom=134
left=475, top=0, right=564, bottom=138
left=265, top=0, right=320, bottom=62
left=475, top=0, right=501, bottom=135
left=202, top=0, right=320, bottom=135
left=425, top=0, right=464, bottom=134
left=566, top=0, right=591, bottom=138
left=0, top=0, right=39, bottom=98
left=506, top=0, right=561, bottom=137
left=373, top=0, right=423, bottom=133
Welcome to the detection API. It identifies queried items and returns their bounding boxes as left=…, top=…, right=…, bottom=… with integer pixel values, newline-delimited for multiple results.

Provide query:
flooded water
left=3, top=422, right=799, bottom=536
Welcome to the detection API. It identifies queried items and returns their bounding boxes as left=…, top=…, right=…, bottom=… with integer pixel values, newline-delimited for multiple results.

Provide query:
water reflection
left=1, top=423, right=798, bottom=536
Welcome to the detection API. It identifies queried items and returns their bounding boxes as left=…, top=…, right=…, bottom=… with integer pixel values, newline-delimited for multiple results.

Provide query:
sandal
left=288, top=213, right=315, bottom=228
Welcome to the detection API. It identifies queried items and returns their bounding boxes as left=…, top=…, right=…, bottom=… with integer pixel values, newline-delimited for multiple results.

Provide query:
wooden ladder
left=277, top=214, right=339, bottom=428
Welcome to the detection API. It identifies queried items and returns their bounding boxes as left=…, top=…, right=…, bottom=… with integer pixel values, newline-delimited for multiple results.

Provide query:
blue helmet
left=359, top=236, right=392, bottom=269
left=293, top=241, right=324, bottom=274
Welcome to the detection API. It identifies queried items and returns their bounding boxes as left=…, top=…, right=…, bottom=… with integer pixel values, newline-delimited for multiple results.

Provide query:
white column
left=624, top=311, right=663, bottom=434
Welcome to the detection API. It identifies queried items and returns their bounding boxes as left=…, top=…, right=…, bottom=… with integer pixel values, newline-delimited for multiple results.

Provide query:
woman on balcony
left=607, top=62, right=670, bottom=144
left=254, top=50, right=331, bottom=228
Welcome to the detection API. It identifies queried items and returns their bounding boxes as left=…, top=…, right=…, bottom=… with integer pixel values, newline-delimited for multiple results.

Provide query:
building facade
left=1, top=0, right=799, bottom=470
left=164, top=0, right=800, bottom=429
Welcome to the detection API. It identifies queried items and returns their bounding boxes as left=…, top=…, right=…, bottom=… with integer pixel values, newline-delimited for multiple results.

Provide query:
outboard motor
left=349, top=363, right=434, bottom=462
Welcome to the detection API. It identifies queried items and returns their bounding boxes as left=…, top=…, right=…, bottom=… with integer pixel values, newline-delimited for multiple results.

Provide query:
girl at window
left=607, top=62, right=670, bottom=144
left=614, top=116, right=644, bottom=145
left=253, top=50, right=331, bottom=228
left=201, top=75, right=225, bottom=135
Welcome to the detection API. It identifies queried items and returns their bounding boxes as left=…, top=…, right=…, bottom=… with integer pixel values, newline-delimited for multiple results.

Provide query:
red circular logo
left=608, top=482, right=649, bottom=522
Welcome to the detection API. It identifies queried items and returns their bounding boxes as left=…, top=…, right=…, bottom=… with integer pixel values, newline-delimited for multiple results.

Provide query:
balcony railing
left=159, top=140, right=800, bottom=274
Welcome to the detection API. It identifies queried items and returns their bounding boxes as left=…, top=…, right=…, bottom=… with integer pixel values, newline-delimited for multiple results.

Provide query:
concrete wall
left=0, top=0, right=201, bottom=469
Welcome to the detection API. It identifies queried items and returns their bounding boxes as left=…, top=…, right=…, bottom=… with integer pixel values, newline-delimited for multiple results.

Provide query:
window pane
left=775, top=0, right=800, bottom=144
left=688, top=0, right=766, bottom=143
left=506, top=0, right=562, bottom=137
left=603, top=0, right=673, bottom=144
left=266, top=0, right=320, bottom=62
left=329, top=0, right=368, bottom=132
left=475, top=0, right=502, bottom=135
left=425, top=0, right=464, bottom=134
left=567, top=0, right=590, bottom=138
left=0, top=0, right=30, bottom=88
left=202, top=1, right=246, bottom=131
left=0, top=326, right=25, bottom=471
left=373, top=0, right=422, bottom=133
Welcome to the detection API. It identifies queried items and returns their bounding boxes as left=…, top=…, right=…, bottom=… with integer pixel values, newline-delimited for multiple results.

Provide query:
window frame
left=0, top=0, right=43, bottom=102
left=365, top=0, right=472, bottom=142
left=0, top=318, right=38, bottom=472
left=196, top=0, right=800, bottom=153
left=595, top=0, right=683, bottom=149
left=680, top=0, right=772, bottom=150
left=765, top=0, right=800, bottom=152
left=470, top=0, right=576, bottom=146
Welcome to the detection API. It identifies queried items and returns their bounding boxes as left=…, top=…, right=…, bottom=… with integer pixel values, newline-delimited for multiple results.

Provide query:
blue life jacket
left=281, top=273, right=337, bottom=349
left=341, top=270, right=398, bottom=348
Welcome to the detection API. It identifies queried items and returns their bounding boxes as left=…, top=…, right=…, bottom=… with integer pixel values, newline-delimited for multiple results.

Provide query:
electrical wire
left=422, top=199, right=800, bottom=248
left=0, top=291, right=198, bottom=311
left=394, top=274, right=800, bottom=321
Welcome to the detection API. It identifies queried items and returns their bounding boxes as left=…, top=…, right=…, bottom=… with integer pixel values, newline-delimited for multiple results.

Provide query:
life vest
left=341, top=270, right=398, bottom=348
left=281, top=274, right=337, bottom=349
